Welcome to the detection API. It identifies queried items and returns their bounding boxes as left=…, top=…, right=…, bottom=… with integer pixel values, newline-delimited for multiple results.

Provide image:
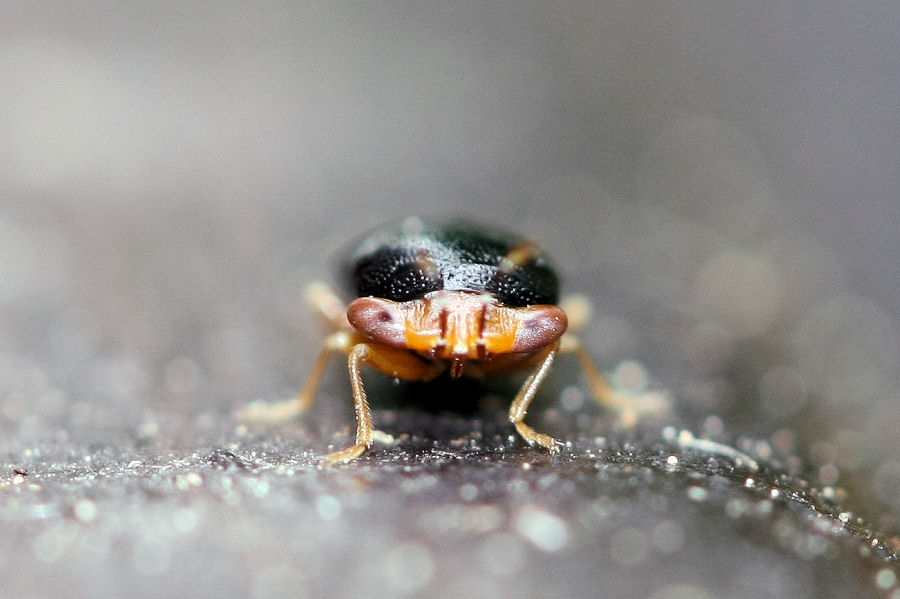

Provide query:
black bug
left=239, top=217, right=660, bottom=465
left=347, top=220, right=559, bottom=306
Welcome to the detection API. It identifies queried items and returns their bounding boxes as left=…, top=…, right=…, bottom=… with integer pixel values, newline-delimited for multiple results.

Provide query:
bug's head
left=347, top=291, right=567, bottom=361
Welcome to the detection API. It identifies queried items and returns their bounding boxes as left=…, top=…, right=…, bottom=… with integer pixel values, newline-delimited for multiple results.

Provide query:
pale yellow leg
left=508, top=342, right=562, bottom=453
left=498, top=241, right=541, bottom=273
left=560, top=293, right=670, bottom=422
left=561, top=333, right=670, bottom=423
left=559, top=294, right=592, bottom=333
left=235, top=331, right=352, bottom=424
left=560, top=333, right=616, bottom=406
left=305, top=281, right=351, bottom=329
left=320, top=342, right=444, bottom=466
left=235, top=281, right=351, bottom=424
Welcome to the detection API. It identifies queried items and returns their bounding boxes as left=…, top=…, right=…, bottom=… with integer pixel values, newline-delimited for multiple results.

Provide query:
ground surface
left=1, top=406, right=897, bottom=598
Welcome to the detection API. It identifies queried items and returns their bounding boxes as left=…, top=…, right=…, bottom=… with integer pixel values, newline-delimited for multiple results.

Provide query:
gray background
left=1, top=2, right=898, bottom=598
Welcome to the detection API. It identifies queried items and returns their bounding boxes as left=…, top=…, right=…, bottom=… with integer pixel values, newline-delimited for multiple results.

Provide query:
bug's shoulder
left=344, top=217, right=560, bottom=306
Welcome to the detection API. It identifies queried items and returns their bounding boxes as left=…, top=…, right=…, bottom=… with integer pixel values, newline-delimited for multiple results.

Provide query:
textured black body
left=346, top=219, right=559, bottom=306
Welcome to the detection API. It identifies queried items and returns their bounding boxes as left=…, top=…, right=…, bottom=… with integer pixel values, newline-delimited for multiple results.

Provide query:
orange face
left=346, top=291, right=567, bottom=363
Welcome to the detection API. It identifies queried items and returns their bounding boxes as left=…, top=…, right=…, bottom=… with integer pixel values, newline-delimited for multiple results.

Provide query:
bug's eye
left=347, top=297, right=408, bottom=347
left=511, top=306, right=567, bottom=353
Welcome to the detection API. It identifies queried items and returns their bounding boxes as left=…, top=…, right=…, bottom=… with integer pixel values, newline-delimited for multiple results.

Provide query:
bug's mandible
left=239, top=217, right=657, bottom=465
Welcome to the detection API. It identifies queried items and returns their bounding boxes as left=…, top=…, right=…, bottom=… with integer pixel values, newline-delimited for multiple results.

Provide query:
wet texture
left=1, top=413, right=896, bottom=598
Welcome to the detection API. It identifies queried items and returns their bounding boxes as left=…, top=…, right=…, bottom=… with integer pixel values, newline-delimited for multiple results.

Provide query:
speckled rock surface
left=1, top=414, right=896, bottom=598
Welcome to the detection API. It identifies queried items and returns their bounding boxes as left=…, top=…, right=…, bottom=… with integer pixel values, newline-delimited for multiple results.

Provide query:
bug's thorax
left=346, top=290, right=567, bottom=373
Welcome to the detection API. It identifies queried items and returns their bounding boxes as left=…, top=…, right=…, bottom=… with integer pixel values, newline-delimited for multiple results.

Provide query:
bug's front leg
left=320, top=343, right=443, bottom=466
left=508, top=342, right=563, bottom=453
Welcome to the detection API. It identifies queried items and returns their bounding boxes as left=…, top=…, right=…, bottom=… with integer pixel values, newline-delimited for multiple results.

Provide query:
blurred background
left=1, top=1, right=898, bottom=594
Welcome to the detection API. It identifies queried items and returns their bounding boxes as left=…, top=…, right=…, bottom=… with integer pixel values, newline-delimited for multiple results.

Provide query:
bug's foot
left=234, top=398, right=306, bottom=424
left=513, top=422, right=562, bottom=454
left=318, top=443, right=368, bottom=467
left=603, top=389, right=671, bottom=429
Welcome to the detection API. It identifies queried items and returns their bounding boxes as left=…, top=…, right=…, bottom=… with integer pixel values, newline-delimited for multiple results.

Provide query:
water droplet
left=73, top=498, right=98, bottom=523
left=687, top=486, right=708, bottom=502
left=876, top=568, right=897, bottom=589
left=315, top=495, right=341, bottom=521
left=514, top=505, right=568, bottom=552
left=459, top=483, right=478, bottom=502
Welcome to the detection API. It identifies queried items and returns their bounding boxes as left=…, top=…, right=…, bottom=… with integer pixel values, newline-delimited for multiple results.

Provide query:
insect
left=239, top=217, right=659, bottom=465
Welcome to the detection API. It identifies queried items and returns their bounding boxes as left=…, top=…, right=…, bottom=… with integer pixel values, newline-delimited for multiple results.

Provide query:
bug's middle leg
left=321, top=343, right=444, bottom=466
left=557, top=294, right=622, bottom=406
left=235, top=283, right=351, bottom=424
left=560, top=334, right=670, bottom=422
left=559, top=294, right=670, bottom=419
